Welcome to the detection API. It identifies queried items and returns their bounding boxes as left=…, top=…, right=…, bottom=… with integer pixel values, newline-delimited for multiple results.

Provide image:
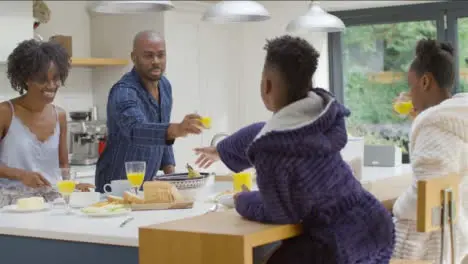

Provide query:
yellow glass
left=233, top=172, right=253, bottom=192
left=393, top=101, right=413, bottom=115
left=125, top=161, right=146, bottom=194
left=200, top=117, right=212, bottom=129
left=127, top=173, right=145, bottom=187
left=57, top=180, right=76, bottom=195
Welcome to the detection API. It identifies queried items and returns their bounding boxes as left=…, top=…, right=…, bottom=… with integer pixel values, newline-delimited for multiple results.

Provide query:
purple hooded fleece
left=216, top=88, right=395, bottom=264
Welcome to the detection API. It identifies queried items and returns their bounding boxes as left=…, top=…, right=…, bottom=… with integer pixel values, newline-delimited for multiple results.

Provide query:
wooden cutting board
left=130, top=201, right=194, bottom=211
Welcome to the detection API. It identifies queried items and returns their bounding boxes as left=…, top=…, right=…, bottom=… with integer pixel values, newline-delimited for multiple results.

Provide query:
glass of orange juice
left=125, top=161, right=146, bottom=195
left=393, top=101, right=413, bottom=116
left=200, top=117, right=212, bottom=129
left=233, top=172, right=253, bottom=192
left=53, top=168, right=76, bottom=214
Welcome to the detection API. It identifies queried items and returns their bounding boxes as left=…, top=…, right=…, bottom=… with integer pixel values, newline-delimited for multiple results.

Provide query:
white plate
left=2, top=204, right=51, bottom=213
left=217, top=194, right=235, bottom=208
left=80, top=209, right=131, bottom=217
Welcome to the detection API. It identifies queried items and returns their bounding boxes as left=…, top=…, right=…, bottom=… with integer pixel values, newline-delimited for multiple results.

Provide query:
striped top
left=217, top=88, right=395, bottom=263
left=95, top=68, right=175, bottom=192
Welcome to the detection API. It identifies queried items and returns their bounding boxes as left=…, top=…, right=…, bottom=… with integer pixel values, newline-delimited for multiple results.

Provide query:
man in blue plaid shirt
left=95, top=30, right=202, bottom=192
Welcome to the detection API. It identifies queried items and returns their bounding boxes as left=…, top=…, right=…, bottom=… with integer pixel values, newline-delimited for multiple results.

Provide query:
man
left=95, top=30, right=202, bottom=192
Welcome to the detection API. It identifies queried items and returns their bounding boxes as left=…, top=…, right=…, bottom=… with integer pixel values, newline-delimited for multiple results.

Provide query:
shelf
left=71, top=57, right=129, bottom=67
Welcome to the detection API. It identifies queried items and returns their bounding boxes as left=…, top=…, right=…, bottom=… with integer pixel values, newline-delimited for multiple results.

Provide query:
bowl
left=152, top=172, right=212, bottom=190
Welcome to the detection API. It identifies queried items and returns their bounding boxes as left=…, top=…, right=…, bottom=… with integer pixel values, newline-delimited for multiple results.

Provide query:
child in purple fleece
left=195, top=35, right=395, bottom=264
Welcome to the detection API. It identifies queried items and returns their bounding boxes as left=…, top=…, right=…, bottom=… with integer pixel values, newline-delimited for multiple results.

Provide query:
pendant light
left=89, top=1, right=174, bottom=14
left=286, top=1, right=345, bottom=33
left=202, top=1, right=270, bottom=23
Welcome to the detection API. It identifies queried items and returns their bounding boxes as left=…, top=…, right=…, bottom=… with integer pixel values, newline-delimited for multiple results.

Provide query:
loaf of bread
left=123, top=191, right=145, bottom=204
left=143, top=181, right=184, bottom=203
left=107, top=195, right=125, bottom=204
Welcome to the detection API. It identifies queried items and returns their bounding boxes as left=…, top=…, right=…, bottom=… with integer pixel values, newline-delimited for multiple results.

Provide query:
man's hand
left=18, top=171, right=51, bottom=189
left=163, top=165, right=175, bottom=175
left=194, top=147, right=220, bottom=169
left=167, top=114, right=203, bottom=139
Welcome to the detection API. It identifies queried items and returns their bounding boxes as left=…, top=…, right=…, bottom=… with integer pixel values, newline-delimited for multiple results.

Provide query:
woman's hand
left=194, top=147, right=220, bottom=169
left=19, top=171, right=50, bottom=188
left=76, top=183, right=95, bottom=192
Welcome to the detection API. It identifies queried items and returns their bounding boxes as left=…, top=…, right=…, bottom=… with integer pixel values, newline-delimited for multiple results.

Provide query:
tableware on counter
left=2, top=203, right=51, bottom=213
left=103, top=180, right=132, bottom=196
left=152, top=172, right=212, bottom=190
left=233, top=172, right=253, bottom=192
left=70, top=192, right=101, bottom=208
left=119, top=217, right=134, bottom=227
left=80, top=203, right=131, bottom=217
left=49, top=168, right=76, bottom=215
left=125, top=161, right=146, bottom=195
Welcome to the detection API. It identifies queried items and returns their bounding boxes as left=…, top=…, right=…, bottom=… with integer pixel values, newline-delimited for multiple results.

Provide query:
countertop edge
left=0, top=227, right=138, bottom=247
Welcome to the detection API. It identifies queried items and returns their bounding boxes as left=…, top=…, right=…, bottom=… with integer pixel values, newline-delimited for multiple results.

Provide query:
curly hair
left=264, top=35, right=320, bottom=103
left=410, top=38, right=454, bottom=90
left=7, top=39, right=71, bottom=94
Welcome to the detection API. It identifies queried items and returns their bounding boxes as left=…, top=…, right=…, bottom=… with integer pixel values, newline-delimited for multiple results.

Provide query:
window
left=457, top=17, right=468, bottom=92
left=343, top=21, right=437, bottom=159
left=328, top=2, right=468, bottom=163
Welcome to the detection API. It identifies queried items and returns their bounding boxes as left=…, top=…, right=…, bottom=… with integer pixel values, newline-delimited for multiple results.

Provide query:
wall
left=0, top=1, right=93, bottom=115
left=237, top=1, right=329, bottom=126
left=89, top=11, right=165, bottom=120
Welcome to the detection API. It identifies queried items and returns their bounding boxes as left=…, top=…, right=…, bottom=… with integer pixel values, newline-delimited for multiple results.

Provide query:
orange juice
left=127, top=172, right=144, bottom=187
left=233, top=172, right=253, bottom=192
left=57, top=180, right=76, bottom=195
left=393, top=101, right=413, bottom=115
left=200, top=117, right=212, bottom=129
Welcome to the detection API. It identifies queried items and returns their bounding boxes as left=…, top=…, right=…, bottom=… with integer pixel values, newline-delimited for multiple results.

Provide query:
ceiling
left=200, top=1, right=443, bottom=12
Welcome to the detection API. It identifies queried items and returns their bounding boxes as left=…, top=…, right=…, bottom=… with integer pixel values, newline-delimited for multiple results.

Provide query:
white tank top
left=0, top=101, right=60, bottom=188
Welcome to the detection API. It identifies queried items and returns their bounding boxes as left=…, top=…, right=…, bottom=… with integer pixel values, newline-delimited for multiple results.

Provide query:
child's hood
left=249, top=88, right=351, bottom=158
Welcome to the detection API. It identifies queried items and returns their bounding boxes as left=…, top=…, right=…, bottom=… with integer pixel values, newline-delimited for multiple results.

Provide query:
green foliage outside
left=343, top=18, right=468, bottom=153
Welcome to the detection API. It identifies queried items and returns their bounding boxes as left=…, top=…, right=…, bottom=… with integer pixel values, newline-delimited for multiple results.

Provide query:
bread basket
left=152, top=172, right=212, bottom=190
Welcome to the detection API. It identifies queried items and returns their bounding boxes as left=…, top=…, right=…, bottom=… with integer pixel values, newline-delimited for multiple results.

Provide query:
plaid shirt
left=95, top=68, right=175, bottom=192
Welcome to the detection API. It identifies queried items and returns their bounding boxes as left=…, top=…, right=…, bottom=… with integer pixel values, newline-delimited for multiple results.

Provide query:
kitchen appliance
left=364, top=145, right=402, bottom=167
left=341, top=136, right=364, bottom=180
left=68, top=110, right=106, bottom=165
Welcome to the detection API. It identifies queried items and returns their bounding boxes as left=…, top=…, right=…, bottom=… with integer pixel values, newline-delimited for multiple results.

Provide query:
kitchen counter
left=0, top=164, right=412, bottom=264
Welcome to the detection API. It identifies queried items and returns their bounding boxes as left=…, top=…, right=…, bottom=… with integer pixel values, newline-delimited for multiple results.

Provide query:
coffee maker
left=68, top=109, right=107, bottom=165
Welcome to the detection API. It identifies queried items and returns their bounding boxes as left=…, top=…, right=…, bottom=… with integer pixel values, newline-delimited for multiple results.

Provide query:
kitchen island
left=0, top=165, right=412, bottom=264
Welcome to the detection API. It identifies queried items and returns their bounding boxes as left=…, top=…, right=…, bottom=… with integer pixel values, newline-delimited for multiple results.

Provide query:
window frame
left=327, top=1, right=468, bottom=103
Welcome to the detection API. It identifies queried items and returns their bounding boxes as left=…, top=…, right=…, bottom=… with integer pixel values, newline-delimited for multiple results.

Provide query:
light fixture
left=202, top=1, right=270, bottom=23
left=89, top=1, right=174, bottom=14
left=286, top=1, right=345, bottom=33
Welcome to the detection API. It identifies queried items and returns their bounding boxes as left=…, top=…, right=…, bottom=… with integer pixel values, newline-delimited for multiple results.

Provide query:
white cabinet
left=0, top=2, right=33, bottom=62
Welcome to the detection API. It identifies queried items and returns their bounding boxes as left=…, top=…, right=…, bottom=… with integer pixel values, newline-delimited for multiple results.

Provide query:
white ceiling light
left=89, top=1, right=174, bottom=14
left=202, top=1, right=270, bottom=23
left=286, top=1, right=345, bottom=33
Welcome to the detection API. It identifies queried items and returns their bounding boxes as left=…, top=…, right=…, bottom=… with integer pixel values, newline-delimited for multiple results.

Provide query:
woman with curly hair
left=0, top=39, right=92, bottom=207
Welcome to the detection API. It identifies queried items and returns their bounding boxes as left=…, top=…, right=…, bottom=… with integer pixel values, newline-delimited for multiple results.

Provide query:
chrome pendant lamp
left=89, top=1, right=174, bottom=14
left=202, top=1, right=270, bottom=23
left=286, top=1, right=345, bottom=33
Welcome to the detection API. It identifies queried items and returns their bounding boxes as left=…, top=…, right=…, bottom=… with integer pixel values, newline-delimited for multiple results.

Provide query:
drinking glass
left=125, top=161, right=146, bottom=195
left=233, top=172, right=253, bottom=192
left=51, top=168, right=76, bottom=214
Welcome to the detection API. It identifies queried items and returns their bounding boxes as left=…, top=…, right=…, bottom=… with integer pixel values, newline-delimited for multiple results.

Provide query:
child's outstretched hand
left=194, top=147, right=220, bottom=169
